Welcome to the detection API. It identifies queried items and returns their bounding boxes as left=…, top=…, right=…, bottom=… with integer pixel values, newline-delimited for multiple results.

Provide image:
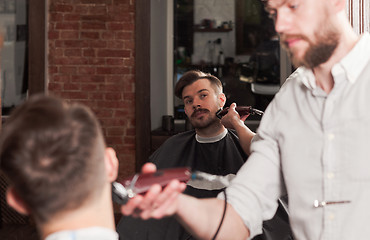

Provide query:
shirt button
left=328, top=134, right=335, bottom=141
left=329, top=213, right=335, bottom=220
left=327, top=172, right=335, bottom=179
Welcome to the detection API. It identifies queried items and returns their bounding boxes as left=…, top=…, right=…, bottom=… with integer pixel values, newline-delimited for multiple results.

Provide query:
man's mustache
left=191, top=108, right=209, bottom=117
left=280, top=34, right=309, bottom=47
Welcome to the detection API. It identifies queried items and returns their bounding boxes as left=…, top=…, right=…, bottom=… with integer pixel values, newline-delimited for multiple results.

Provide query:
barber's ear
left=218, top=93, right=226, bottom=108
left=104, top=147, right=119, bottom=182
left=6, top=187, right=29, bottom=215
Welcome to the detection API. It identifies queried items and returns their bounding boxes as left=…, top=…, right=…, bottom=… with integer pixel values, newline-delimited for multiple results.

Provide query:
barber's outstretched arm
left=120, top=163, right=250, bottom=240
left=221, top=103, right=255, bottom=155
left=176, top=194, right=250, bottom=240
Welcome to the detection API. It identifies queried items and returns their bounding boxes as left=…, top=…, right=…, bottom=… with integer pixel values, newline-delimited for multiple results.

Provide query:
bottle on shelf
left=206, top=40, right=215, bottom=64
left=217, top=51, right=224, bottom=77
left=218, top=51, right=224, bottom=65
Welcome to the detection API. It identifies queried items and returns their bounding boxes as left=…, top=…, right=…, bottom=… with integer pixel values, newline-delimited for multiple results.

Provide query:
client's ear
left=218, top=93, right=226, bottom=108
left=104, top=147, right=119, bottom=182
left=6, top=186, right=30, bottom=215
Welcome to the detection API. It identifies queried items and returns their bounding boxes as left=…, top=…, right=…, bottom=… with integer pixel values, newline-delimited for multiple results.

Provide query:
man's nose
left=193, top=104, right=201, bottom=109
left=192, top=98, right=201, bottom=109
left=274, top=10, right=291, bottom=34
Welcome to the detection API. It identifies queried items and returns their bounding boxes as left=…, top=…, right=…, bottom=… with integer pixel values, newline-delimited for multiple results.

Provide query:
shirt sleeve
left=218, top=98, right=284, bottom=239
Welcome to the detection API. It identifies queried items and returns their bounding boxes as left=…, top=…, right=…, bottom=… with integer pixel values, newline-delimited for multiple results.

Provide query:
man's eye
left=266, top=7, right=277, bottom=20
left=268, top=11, right=277, bottom=20
left=200, top=94, right=207, bottom=98
left=289, top=3, right=299, bottom=10
left=185, top=100, right=192, bottom=104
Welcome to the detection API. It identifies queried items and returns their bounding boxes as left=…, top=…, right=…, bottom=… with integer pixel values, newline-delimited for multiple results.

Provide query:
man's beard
left=281, top=26, right=339, bottom=69
left=189, top=108, right=219, bottom=129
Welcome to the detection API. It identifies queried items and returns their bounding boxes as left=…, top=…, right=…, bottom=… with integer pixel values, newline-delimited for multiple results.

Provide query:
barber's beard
left=301, top=30, right=339, bottom=69
left=283, top=25, right=339, bottom=69
left=189, top=109, right=219, bottom=129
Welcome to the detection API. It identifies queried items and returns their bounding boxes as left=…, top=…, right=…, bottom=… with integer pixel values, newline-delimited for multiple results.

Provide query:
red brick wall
left=47, top=0, right=136, bottom=179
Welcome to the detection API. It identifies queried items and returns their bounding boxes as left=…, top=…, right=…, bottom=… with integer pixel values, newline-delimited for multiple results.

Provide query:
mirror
left=149, top=0, right=291, bottom=133
left=235, top=0, right=276, bottom=54
left=0, top=0, right=28, bottom=115
left=173, top=0, right=281, bottom=125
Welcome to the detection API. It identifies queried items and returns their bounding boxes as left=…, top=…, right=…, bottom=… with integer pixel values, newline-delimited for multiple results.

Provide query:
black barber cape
left=116, top=129, right=293, bottom=240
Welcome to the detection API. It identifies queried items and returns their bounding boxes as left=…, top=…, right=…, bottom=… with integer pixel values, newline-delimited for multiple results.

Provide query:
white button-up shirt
left=224, top=33, right=370, bottom=240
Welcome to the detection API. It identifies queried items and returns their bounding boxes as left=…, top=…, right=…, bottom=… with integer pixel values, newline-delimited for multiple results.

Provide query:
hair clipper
left=112, top=167, right=192, bottom=205
left=216, top=106, right=264, bottom=119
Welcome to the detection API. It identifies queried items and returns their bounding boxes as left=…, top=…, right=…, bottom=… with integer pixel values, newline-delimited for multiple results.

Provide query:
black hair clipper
left=216, top=106, right=264, bottom=119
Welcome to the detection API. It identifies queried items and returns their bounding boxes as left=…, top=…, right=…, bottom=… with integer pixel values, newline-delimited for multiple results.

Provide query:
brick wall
left=47, top=0, right=136, bottom=179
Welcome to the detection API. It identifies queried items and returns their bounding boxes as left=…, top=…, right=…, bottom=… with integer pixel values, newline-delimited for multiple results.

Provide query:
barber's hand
left=120, top=163, right=187, bottom=220
left=221, top=103, right=249, bottom=129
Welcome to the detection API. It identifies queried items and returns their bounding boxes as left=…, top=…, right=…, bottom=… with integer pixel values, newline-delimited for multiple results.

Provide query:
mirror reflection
left=0, top=0, right=28, bottom=115
left=173, top=0, right=283, bottom=130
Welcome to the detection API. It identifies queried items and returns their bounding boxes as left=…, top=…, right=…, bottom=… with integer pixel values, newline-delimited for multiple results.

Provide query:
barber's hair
left=174, top=70, right=223, bottom=99
left=0, top=95, right=106, bottom=224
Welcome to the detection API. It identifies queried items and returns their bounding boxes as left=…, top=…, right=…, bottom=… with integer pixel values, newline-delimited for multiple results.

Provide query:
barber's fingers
left=120, top=183, right=161, bottom=217
left=240, top=114, right=250, bottom=121
left=230, top=102, right=251, bottom=119
left=141, top=162, right=157, bottom=174
left=136, top=183, right=163, bottom=219
left=121, top=180, right=186, bottom=219
left=151, top=181, right=186, bottom=219
left=139, top=180, right=186, bottom=219
left=226, top=103, right=239, bottom=117
left=221, top=103, right=240, bottom=128
left=229, top=102, right=237, bottom=110
left=120, top=194, right=144, bottom=216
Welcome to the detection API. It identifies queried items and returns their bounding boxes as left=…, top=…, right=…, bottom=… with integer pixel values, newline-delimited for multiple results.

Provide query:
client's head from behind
left=0, top=95, right=119, bottom=237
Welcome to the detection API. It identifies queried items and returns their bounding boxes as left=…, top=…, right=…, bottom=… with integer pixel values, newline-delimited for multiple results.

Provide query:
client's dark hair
left=0, top=95, right=106, bottom=224
left=174, top=70, right=223, bottom=99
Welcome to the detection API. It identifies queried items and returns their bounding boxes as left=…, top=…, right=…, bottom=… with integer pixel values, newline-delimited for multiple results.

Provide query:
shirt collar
left=296, top=67, right=316, bottom=90
left=196, top=128, right=227, bottom=143
left=296, top=32, right=370, bottom=89
left=337, top=32, right=370, bottom=84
